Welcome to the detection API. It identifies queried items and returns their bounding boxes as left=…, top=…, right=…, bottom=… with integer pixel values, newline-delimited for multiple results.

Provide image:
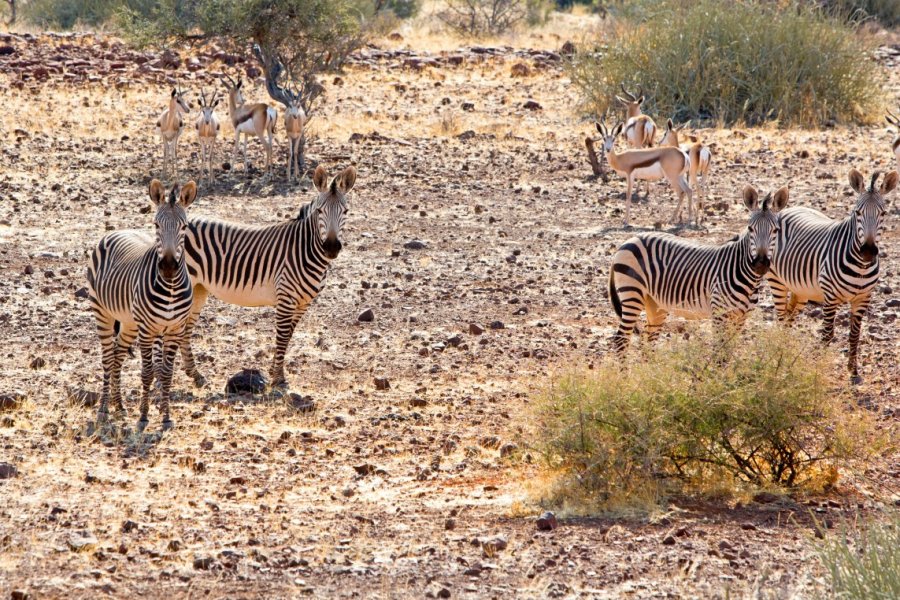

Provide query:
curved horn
left=221, top=73, right=237, bottom=89
left=637, top=84, right=644, bottom=99
left=869, top=171, right=882, bottom=192
left=619, top=83, right=636, bottom=101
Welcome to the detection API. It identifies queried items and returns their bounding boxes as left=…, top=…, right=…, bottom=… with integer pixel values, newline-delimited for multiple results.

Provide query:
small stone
left=0, top=463, right=18, bottom=479
left=342, top=487, right=355, bottom=498
left=11, top=591, right=29, bottom=600
left=74, top=287, right=90, bottom=299
left=193, top=556, right=215, bottom=570
left=0, top=392, right=24, bottom=412
left=446, top=334, right=463, bottom=347
left=740, top=522, right=757, bottom=531
left=752, top=491, right=780, bottom=504
left=29, top=357, right=45, bottom=369
left=536, top=511, right=558, bottom=531
left=23, top=265, right=34, bottom=275
left=480, top=535, right=508, bottom=555
left=461, top=101, right=475, bottom=111
left=288, top=393, right=316, bottom=413
left=225, top=369, right=268, bottom=395
left=358, top=308, right=375, bottom=322
left=886, top=298, right=900, bottom=308
left=68, top=529, right=98, bottom=551
left=499, top=442, right=518, bottom=457
left=167, top=539, right=183, bottom=551
left=523, top=99, right=542, bottom=110
left=374, top=377, right=390, bottom=391
left=445, top=518, right=456, bottom=530
left=488, top=321, right=505, bottom=330
left=468, top=323, right=485, bottom=335
left=353, top=464, right=376, bottom=476
left=510, top=62, right=530, bottom=77
left=68, top=388, right=99, bottom=407
left=410, top=397, right=427, bottom=408
left=404, top=239, right=427, bottom=250
left=662, top=534, right=677, bottom=545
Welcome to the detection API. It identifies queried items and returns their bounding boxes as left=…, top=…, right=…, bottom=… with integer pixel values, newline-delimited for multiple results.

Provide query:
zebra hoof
left=136, top=418, right=149, bottom=432
left=271, top=379, right=288, bottom=391
left=850, top=374, right=863, bottom=385
left=193, top=374, right=208, bottom=389
left=161, top=419, right=174, bottom=431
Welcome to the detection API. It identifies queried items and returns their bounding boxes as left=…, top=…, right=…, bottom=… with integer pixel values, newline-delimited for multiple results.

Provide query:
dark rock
left=479, top=535, right=508, bottom=555
left=752, top=491, right=780, bottom=504
left=489, top=320, right=505, bottom=330
left=11, top=591, right=29, bottom=600
left=23, top=265, right=34, bottom=275
left=740, top=522, right=757, bottom=531
left=886, top=298, right=900, bottom=308
left=404, top=240, right=427, bottom=250
left=0, top=45, right=15, bottom=56
left=510, top=63, right=530, bottom=77
left=353, top=463, right=376, bottom=476
left=68, top=529, right=98, bottom=551
left=121, top=520, right=139, bottom=533
left=456, top=130, right=476, bottom=141
left=410, top=397, right=427, bottom=408
left=0, top=391, right=24, bottom=412
left=288, top=393, right=316, bottom=413
left=193, top=556, right=215, bottom=570
left=225, top=369, right=268, bottom=395
left=74, top=287, right=90, bottom=299
left=446, top=334, right=463, bottom=347
left=469, top=323, right=485, bottom=335
left=461, top=102, right=475, bottom=112
left=523, top=99, right=542, bottom=110
left=560, top=41, right=576, bottom=56
left=499, top=442, right=518, bottom=457
left=358, top=308, right=375, bottom=322
left=29, top=357, right=45, bottom=369
left=661, top=534, right=676, bottom=545
left=445, top=518, right=456, bottom=530
left=374, top=377, right=390, bottom=391
left=0, top=463, right=17, bottom=479
left=536, top=511, right=558, bottom=531
left=68, top=388, right=99, bottom=407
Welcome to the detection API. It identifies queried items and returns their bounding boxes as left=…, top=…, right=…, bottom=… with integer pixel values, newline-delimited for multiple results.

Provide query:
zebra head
left=148, top=179, right=197, bottom=282
left=312, top=165, right=357, bottom=260
left=742, top=185, right=789, bottom=276
left=848, top=169, right=899, bottom=264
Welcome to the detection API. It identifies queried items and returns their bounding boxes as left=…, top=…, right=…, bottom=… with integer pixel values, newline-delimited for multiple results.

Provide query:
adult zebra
left=86, top=180, right=197, bottom=428
left=767, top=169, right=899, bottom=383
left=609, top=185, right=788, bottom=351
left=179, top=165, right=357, bottom=388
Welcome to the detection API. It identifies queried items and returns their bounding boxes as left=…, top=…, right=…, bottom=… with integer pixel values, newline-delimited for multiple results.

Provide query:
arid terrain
left=0, top=25, right=899, bottom=599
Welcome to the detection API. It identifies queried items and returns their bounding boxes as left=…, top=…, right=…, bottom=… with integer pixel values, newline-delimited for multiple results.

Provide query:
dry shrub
left=568, top=0, right=885, bottom=127
left=534, top=328, right=878, bottom=514
left=819, top=517, right=900, bottom=599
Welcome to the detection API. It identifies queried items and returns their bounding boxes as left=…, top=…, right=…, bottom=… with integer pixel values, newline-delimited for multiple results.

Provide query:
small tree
left=439, top=0, right=534, bottom=36
left=4, top=0, right=16, bottom=25
left=118, top=0, right=370, bottom=173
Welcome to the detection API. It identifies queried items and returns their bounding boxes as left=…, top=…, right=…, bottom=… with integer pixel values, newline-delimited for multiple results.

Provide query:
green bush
left=22, top=0, right=121, bottom=28
left=820, top=518, right=900, bottom=599
left=534, top=329, right=876, bottom=513
left=831, top=0, right=900, bottom=27
left=568, top=0, right=885, bottom=127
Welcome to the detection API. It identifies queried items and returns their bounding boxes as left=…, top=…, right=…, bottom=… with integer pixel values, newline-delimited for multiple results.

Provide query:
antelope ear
left=612, top=122, right=624, bottom=137
left=179, top=181, right=198, bottom=208
left=666, top=118, right=674, bottom=130
left=849, top=168, right=865, bottom=194
left=882, top=170, right=900, bottom=195
left=171, top=88, right=177, bottom=98
left=236, top=79, right=243, bottom=89
left=337, top=166, right=357, bottom=194
left=742, top=185, right=759, bottom=211
left=313, top=165, right=329, bottom=192
left=595, top=122, right=603, bottom=134
left=638, top=96, right=645, bottom=104
left=149, top=179, right=164, bottom=207
left=213, top=99, right=220, bottom=108
left=771, top=186, right=789, bottom=212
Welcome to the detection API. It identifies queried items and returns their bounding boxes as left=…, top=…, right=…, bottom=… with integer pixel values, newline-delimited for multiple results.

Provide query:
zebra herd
left=86, top=165, right=355, bottom=428
left=609, top=168, right=899, bottom=384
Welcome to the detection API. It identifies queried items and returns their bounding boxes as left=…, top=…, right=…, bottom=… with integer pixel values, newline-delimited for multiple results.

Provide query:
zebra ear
left=848, top=168, right=865, bottom=194
left=337, top=166, right=357, bottom=194
left=149, top=179, right=164, bottom=207
left=881, top=170, right=899, bottom=195
left=771, top=186, right=789, bottom=212
left=742, top=185, right=759, bottom=211
left=313, top=165, right=329, bottom=192
left=179, top=181, right=197, bottom=208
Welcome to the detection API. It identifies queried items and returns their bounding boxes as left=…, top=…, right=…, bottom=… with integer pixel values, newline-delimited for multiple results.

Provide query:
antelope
left=617, top=84, right=658, bottom=196
left=660, top=118, right=713, bottom=218
left=156, top=88, right=192, bottom=180
left=597, top=120, right=692, bottom=227
left=195, top=88, right=221, bottom=184
left=221, top=74, right=277, bottom=175
left=283, top=94, right=307, bottom=182
left=886, top=110, right=900, bottom=170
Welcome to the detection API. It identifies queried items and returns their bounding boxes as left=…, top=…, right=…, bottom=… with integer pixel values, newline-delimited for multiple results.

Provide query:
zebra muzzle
left=859, top=243, right=878, bottom=263
left=159, top=255, right=179, bottom=280
left=751, top=255, right=770, bottom=275
left=322, top=238, right=342, bottom=259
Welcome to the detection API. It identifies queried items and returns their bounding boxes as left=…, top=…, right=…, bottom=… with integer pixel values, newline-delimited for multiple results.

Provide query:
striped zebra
left=767, top=169, right=899, bottom=383
left=86, top=180, right=197, bottom=428
left=179, top=165, right=357, bottom=388
left=609, top=185, right=788, bottom=351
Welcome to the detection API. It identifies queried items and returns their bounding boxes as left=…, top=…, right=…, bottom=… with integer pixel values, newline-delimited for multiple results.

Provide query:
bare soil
left=0, top=32, right=898, bottom=599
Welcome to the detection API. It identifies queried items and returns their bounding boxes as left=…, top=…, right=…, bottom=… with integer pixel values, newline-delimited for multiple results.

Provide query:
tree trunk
left=585, top=136, right=606, bottom=180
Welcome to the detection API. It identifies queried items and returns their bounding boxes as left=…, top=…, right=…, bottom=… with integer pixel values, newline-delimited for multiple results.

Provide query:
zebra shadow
left=84, top=417, right=167, bottom=458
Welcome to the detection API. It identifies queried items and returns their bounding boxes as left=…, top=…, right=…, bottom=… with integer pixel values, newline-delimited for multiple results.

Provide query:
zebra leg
left=137, top=329, right=155, bottom=427
left=847, top=296, right=870, bottom=384
left=271, top=299, right=304, bottom=387
left=610, top=297, right=643, bottom=354
left=159, top=332, right=181, bottom=428
left=819, top=298, right=838, bottom=345
left=112, top=323, right=137, bottom=417
left=644, top=299, right=667, bottom=345
left=180, top=284, right=209, bottom=388
left=94, top=315, right=117, bottom=423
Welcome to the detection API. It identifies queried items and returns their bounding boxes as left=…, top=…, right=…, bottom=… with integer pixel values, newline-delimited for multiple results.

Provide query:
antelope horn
left=619, top=83, right=636, bottom=101
left=637, top=84, right=644, bottom=99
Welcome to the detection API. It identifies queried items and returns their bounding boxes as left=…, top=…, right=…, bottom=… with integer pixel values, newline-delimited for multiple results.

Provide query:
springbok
left=886, top=110, right=900, bottom=170
left=617, top=84, right=658, bottom=197
left=156, top=88, right=192, bottom=180
left=221, top=74, right=277, bottom=175
left=284, top=95, right=307, bottom=182
left=660, top=118, right=712, bottom=218
left=195, top=88, right=221, bottom=184
left=597, top=120, right=692, bottom=227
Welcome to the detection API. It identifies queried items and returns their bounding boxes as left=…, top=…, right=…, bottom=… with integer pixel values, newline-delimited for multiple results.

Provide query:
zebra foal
left=179, top=165, right=357, bottom=388
left=87, top=180, right=197, bottom=428
left=609, top=185, right=788, bottom=352
left=767, top=169, right=899, bottom=383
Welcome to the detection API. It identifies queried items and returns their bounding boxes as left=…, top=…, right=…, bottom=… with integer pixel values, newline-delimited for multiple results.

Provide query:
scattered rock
left=68, top=529, right=98, bottom=551
left=374, top=377, right=390, bottom=391
left=68, top=388, right=99, bottom=407
left=288, top=393, right=316, bottom=413
left=479, top=535, right=508, bottom=556
left=193, top=556, right=216, bottom=570
left=0, top=391, right=24, bottom=412
left=740, top=522, right=757, bottom=531
left=560, top=41, right=576, bottom=56
left=489, top=320, right=505, bottom=330
left=752, top=491, right=781, bottom=504
left=499, top=442, right=518, bottom=457
left=522, top=99, right=542, bottom=111
left=0, top=463, right=18, bottom=479
left=29, top=357, right=46, bottom=369
left=404, top=239, right=427, bottom=250
left=10, top=591, right=29, bottom=600
left=353, top=463, right=376, bottom=476
left=510, top=63, right=531, bottom=77
left=410, top=397, right=427, bottom=407
left=388, top=32, right=403, bottom=41
left=461, top=102, right=475, bottom=112
left=425, top=584, right=451, bottom=599
left=445, top=518, right=456, bottom=530
left=121, top=520, right=139, bottom=533
left=225, top=369, right=268, bottom=395
left=23, top=265, right=34, bottom=275
left=358, top=308, right=375, bottom=322
left=536, top=511, right=558, bottom=531
left=468, top=323, right=485, bottom=335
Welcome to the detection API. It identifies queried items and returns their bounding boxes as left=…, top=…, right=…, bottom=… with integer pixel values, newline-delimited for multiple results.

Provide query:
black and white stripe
left=609, top=185, right=788, bottom=352
left=767, top=169, right=899, bottom=382
left=86, top=180, right=196, bottom=427
left=179, top=165, right=357, bottom=387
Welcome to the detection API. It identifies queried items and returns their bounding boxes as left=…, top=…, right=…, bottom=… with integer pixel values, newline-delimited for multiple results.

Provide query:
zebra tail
left=608, top=266, right=623, bottom=319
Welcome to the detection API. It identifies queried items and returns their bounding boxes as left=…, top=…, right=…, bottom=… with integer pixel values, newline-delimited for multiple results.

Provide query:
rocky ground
left=0, top=31, right=899, bottom=599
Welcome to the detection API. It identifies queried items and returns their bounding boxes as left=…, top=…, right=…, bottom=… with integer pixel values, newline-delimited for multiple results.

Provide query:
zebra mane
left=869, top=171, right=881, bottom=192
left=761, top=193, right=771, bottom=212
left=295, top=201, right=315, bottom=221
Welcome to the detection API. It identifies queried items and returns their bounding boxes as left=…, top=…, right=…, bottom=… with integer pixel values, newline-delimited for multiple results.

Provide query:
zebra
left=766, top=169, right=899, bottom=383
left=86, top=180, right=197, bottom=428
left=178, top=165, right=357, bottom=388
left=608, top=185, right=788, bottom=352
